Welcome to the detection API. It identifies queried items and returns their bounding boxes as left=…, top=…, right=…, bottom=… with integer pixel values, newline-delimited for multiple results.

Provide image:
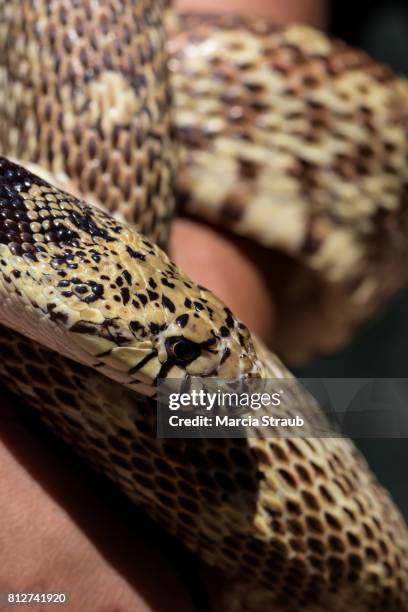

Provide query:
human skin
left=0, top=1, right=325, bottom=611
left=0, top=392, right=195, bottom=612
left=170, top=219, right=278, bottom=344
left=173, top=0, right=327, bottom=28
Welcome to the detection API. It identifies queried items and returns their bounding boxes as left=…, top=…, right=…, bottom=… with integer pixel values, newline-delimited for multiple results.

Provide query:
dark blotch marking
left=147, top=290, right=159, bottom=301
left=0, top=158, right=120, bottom=266
left=120, top=287, right=130, bottom=305
left=162, top=278, right=176, bottom=289
left=126, top=246, right=146, bottom=261
left=225, top=308, right=235, bottom=329
left=150, top=322, right=166, bottom=335
left=136, top=292, right=148, bottom=306
left=84, top=281, right=104, bottom=303
left=176, top=314, right=189, bottom=328
left=69, top=210, right=114, bottom=242
left=71, top=321, right=98, bottom=334
left=122, top=270, right=132, bottom=285
left=130, top=321, right=144, bottom=334
left=238, top=333, right=246, bottom=348
left=74, top=284, right=90, bottom=295
left=238, top=158, right=259, bottom=180
left=162, top=295, right=176, bottom=313
left=47, top=303, right=68, bottom=325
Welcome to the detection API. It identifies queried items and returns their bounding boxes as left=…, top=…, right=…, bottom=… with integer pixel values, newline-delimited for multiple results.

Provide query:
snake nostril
left=165, top=336, right=202, bottom=365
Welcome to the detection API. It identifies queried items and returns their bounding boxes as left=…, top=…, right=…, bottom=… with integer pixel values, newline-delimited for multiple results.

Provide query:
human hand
left=0, top=391, right=195, bottom=612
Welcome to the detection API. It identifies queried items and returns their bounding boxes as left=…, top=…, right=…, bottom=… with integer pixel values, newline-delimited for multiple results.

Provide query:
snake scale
left=1, top=1, right=408, bottom=610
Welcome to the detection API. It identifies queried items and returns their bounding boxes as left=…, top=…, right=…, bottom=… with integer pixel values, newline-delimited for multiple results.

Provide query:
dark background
left=298, top=0, right=408, bottom=519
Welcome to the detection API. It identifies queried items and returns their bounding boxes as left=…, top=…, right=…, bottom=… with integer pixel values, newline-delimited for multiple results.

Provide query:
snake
left=1, top=1, right=408, bottom=611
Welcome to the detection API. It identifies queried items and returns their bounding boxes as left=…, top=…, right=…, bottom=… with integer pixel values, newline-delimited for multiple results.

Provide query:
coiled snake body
left=1, top=2, right=408, bottom=610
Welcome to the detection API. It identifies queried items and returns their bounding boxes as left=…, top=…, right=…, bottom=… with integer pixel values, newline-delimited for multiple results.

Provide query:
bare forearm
left=172, top=0, right=328, bottom=28
left=0, top=397, right=194, bottom=612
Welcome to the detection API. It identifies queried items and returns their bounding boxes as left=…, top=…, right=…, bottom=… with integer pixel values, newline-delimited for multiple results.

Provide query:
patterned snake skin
left=1, top=2, right=408, bottom=611
left=167, top=13, right=408, bottom=362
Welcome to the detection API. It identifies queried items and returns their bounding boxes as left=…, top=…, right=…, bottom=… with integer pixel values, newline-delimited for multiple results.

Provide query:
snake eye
left=165, top=336, right=201, bottom=364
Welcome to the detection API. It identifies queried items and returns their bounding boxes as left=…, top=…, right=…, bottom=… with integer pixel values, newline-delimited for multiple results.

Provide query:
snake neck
left=0, top=0, right=177, bottom=247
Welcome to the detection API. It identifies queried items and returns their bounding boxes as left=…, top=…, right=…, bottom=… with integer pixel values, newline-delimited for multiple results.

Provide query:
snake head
left=0, top=157, right=261, bottom=393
